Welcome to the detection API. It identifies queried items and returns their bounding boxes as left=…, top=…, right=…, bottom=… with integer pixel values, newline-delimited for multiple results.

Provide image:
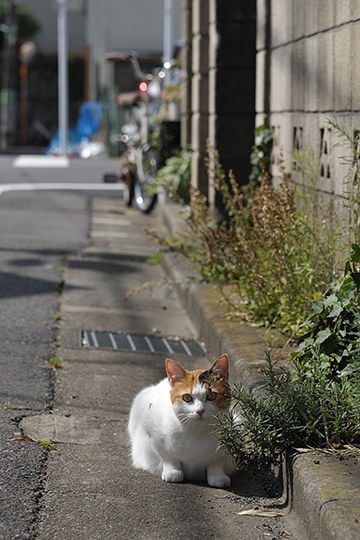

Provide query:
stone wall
left=257, top=0, right=360, bottom=227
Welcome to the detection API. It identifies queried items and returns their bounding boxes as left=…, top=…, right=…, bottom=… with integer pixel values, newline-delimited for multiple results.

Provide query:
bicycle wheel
left=133, top=145, right=158, bottom=213
left=120, top=164, right=135, bottom=207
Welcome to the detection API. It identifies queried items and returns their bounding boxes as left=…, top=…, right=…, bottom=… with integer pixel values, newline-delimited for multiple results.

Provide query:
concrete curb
left=159, top=202, right=360, bottom=540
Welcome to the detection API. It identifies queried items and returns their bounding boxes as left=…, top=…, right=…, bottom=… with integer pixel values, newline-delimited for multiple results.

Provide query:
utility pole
left=58, top=0, right=68, bottom=156
left=0, top=0, right=19, bottom=150
left=163, top=0, right=173, bottom=65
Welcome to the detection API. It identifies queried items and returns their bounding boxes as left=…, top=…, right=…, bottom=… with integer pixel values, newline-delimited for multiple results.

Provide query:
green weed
left=158, top=141, right=339, bottom=335
left=152, top=150, right=192, bottom=203
left=38, top=439, right=56, bottom=451
left=53, top=311, right=62, bottom=322
left=47, top=357, right=64, bottom=369
left=217, top=246, right=360, bottom=469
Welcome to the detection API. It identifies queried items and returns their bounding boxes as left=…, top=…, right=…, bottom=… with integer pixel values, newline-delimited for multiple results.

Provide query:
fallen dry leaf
left=11, top=436, right=35, bottom=443
left=237, top=509, right=285, bottom=518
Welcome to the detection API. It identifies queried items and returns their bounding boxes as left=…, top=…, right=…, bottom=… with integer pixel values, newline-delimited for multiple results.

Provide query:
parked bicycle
left=104, top=52, right=180, bottom=214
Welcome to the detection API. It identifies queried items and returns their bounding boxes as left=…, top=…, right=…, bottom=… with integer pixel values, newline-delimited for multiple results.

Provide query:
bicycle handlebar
left=129, top=51, right=153, bottom=82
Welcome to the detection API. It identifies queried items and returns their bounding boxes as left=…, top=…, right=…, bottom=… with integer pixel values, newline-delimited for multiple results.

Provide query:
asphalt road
left=0, top=156, right=121, bottom=539
left=0, top=156, right=305, bottom=539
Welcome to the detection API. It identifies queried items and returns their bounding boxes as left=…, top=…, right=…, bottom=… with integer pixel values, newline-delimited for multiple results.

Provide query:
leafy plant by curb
left=151, top=150, right=191, bottom=203
left=151, top=137, right=340, bottom=335
left=293, top=243, right=360, bottom=377
left=217, top=246, right=360, bottom=469
left=148, top=122, right=360, bottom=465
left=249, top=124, right=273, bottom=182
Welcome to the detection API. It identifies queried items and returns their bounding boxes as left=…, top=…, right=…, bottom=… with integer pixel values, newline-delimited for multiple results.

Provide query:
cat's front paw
left=161, top=469, right=184, bottom=483
left=207, top=474, right=231, bottom=488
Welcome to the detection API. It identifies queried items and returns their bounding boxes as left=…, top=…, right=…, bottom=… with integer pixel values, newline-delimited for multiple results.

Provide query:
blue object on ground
left=46, top=102, right=103, bottom=155
left=76, top=102, right=103, bottom=141
left=46, top=129, right=81, bottom=156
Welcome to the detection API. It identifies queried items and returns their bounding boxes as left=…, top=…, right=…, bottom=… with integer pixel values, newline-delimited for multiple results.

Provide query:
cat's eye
left=182, top=393, right=193, bottom=403
left=206, top=391, right=217, bottom=401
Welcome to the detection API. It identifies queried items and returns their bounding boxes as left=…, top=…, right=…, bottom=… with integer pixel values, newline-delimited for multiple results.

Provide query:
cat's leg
left=161, top=459, right=184, bottom=483
left=206, top=460, right=231, bottom=488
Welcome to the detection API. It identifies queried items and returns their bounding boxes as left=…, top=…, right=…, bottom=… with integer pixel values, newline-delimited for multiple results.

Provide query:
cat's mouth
left=193, top=412, right=209, bottom=422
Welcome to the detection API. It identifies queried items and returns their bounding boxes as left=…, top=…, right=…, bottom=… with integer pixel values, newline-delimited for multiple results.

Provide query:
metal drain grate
left=81, top=330, right=206, bottom=357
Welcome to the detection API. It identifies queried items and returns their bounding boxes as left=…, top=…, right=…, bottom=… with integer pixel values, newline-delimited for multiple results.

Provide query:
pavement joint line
left=91, top=231, right=129, bottom=238
left=92, top=217, right=131, bottom=226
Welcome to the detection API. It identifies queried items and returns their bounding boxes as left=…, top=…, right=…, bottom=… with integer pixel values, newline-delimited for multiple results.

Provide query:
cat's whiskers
left=176, top=412, right=193, bottom=425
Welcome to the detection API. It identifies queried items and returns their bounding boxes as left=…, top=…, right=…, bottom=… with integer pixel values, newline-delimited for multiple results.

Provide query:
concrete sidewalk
left=19, top=197, right=359, bottom=539
left=159, top=202, right=360, bottom=540
left=20, top=198, right=303, bottom=540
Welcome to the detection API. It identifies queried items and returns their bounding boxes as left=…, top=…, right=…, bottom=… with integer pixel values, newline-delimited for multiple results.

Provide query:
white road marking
left=13, top=155, right=70, bottom=168
left=0, top=183, right=124, bottom=197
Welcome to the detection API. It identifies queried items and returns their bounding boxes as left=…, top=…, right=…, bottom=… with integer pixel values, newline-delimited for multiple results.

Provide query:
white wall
left=21, top=0, right=181, bottom=98
left=87, top=0, right=181, bottom=98
left=22, top=0, right=86, bottom=54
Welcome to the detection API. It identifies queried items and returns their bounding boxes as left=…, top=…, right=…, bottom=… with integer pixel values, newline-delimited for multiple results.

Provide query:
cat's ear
left=210, top=354, right=229, bottom=382
left=165, top=358, right=187, bottom=386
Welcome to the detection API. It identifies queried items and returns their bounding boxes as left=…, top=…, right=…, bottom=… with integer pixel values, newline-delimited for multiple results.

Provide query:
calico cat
left=128, top=353, right=236, bottom=488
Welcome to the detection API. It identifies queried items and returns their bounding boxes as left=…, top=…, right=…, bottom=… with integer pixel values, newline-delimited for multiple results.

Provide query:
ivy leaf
left=350, top=272, right=360, bottom=288
left=323, top=294, right=339, bottom=307
left=323, top=333, right=339, bottom=354
left=328, top=302, right=343, bottom=319
left=310, top=300, right=324, bottom=314
left=350, top=243, right=360, bottom=262
left=314, top=328, right=332, bottom=345
left=146, top=251, right=164, bottom=265
left=304, top=301, right=324, bottom=324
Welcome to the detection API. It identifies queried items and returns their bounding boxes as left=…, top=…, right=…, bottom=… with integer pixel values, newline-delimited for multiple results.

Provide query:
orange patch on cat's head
left=165, top=355, right=231, bottom=410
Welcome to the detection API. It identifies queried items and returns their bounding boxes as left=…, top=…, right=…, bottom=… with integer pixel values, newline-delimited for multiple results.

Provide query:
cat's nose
left=196, top=408, right=205, bottom=417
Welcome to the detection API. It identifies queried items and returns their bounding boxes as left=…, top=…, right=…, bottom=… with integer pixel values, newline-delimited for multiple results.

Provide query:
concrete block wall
left=257, top=0, right=360, bottom=229
left=180, top=0, right=192, bottom=150
left=181, top=0, right=256, bottom=204
left=190, top=0, right=210, bottom=196
left=208, top=0, right=256, bottom=195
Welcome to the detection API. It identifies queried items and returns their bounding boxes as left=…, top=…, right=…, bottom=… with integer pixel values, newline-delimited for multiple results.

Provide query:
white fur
left=128, top=378, right=235, bottom=488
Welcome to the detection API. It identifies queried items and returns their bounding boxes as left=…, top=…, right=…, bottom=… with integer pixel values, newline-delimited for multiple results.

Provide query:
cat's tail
left=128, top=396, right=163, bottom=477
left=129, top=426, right=163, bottom=476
